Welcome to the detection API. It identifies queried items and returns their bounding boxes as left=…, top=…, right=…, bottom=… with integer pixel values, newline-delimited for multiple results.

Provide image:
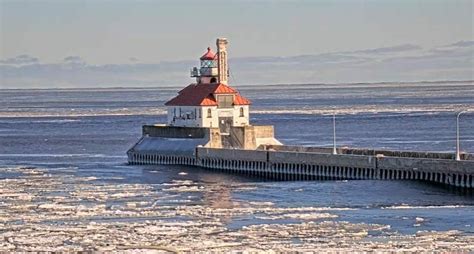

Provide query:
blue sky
left=0, top=0, right=473, bottom=88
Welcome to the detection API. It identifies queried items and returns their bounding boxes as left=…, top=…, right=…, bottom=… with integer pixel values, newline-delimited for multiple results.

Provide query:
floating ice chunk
left=382, top=205, right=469, bottom=210
left=163, top=186, right=204, bottom=192
left=256, top=212, right=338, bottom=220
left=80, top=176, right=98, bottom=181
left=415, top=217, right=425, bottom=223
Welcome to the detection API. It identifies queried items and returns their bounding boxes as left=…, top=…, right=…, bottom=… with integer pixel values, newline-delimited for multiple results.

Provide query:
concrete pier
left=128, top=147, right=474, bottom=189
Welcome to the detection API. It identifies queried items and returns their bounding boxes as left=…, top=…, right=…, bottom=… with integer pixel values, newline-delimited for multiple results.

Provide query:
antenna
left=229, top=68, right=237, bottom=84
left=332, top=113, right=337, bottom=155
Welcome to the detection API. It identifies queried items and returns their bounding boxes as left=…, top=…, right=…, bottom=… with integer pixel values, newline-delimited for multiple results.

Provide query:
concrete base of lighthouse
left=127, top=124, right=281, bottom=158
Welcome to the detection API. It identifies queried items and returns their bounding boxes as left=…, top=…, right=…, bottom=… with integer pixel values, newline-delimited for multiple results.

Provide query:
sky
left=0, top=0, right=473, bottom=88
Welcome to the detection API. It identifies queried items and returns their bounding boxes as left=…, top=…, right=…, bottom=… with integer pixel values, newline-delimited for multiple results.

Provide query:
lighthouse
left=165, top=38, right=250, bottom=129
left=128, top=37, right=280, bottom=158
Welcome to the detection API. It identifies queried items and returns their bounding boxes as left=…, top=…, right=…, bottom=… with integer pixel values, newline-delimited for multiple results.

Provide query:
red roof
left=200, top=47, right=216, bottom=60
left=165, top=83, right=250, bottom=106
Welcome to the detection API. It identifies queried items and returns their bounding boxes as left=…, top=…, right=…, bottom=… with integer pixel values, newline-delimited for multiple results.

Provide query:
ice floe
left=1, top=166, right=473, bottom=252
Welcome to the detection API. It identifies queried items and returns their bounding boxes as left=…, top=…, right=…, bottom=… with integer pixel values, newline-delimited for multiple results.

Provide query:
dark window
left=239, top=107, right=244, bottom=117
left=217, top=95, right=233, bottom=108
left=207, top=108, right=212, bottom=118
left=210, top=77, right=217, bottom=83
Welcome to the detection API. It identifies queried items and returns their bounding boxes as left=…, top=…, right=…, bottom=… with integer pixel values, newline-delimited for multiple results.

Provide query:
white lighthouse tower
left=165, top=38, right=250, bottom=129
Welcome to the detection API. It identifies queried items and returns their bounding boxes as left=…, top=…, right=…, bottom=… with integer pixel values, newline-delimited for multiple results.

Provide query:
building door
left=219, top=117, right=233, bottom=135
left=219, top=117, right=233, bottom=148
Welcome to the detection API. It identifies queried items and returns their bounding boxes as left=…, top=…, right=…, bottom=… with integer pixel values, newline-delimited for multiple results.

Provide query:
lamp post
left=456, top=111, right=466, bottom=160
left=332, top=113, right=337, bottom=155
left=456, top=110, right=474, bottom=161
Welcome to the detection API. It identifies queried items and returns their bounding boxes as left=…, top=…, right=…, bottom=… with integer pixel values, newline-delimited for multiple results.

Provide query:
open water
left=1, top=81, right=474, bottom=251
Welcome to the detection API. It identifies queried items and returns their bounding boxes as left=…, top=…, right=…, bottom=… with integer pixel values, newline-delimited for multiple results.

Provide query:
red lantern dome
left=200, top=47, right=215, bottom=60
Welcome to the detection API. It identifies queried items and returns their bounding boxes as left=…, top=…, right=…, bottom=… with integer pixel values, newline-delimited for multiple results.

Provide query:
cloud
left=1, top=40, right=472, bottom=88
left=348, top=44, right=422, bottom=55
left=0, top=54, right=39, bottom=65
left=445, top=40, right=474, bottom=48
left=231, top=43, right=424, bottom=71
left=63, top=56, right=86, bottom=64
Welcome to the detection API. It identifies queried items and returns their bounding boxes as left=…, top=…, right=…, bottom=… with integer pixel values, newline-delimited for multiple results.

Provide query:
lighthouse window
left=239, top=107, right=244, bottom=117
left=201, top=60, right=217, bottom=68
left=217, top=95, right=233, bottom=108
left=207, top=108, right=212, bottom=118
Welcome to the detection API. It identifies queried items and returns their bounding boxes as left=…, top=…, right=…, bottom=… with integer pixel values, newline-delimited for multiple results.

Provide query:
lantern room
left=191, top=47, right=219, bottom=84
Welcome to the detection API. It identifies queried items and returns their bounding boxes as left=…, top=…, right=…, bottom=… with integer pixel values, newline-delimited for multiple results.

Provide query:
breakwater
left=127, top=146, right=474, bottom=189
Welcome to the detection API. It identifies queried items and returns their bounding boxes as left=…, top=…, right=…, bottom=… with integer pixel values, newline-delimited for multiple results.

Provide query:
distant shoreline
left=1, top=80, right=473, bottom=91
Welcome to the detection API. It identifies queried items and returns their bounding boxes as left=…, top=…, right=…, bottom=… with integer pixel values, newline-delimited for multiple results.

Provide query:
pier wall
left=141, top=125, right=279, bottom=149
left=198, top=147, right=268, bottom=161
left=128, top=146, right=474, bottom=189
left=143, top=125, right=212, bottom=139
left=268, top=151, right=376, bottom=168
left=263, top=145, right=474, bottom=161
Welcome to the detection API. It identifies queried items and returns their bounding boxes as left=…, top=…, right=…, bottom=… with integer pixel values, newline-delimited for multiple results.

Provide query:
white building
left=165, top=38, right=251, bottom=130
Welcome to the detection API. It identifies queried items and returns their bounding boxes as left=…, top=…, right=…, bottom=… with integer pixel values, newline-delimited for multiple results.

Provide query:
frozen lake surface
left=1, top=81, right=473, bottom=251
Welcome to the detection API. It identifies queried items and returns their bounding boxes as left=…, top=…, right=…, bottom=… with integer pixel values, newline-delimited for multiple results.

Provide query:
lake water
left=1, top=81, right=473, bottom=251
